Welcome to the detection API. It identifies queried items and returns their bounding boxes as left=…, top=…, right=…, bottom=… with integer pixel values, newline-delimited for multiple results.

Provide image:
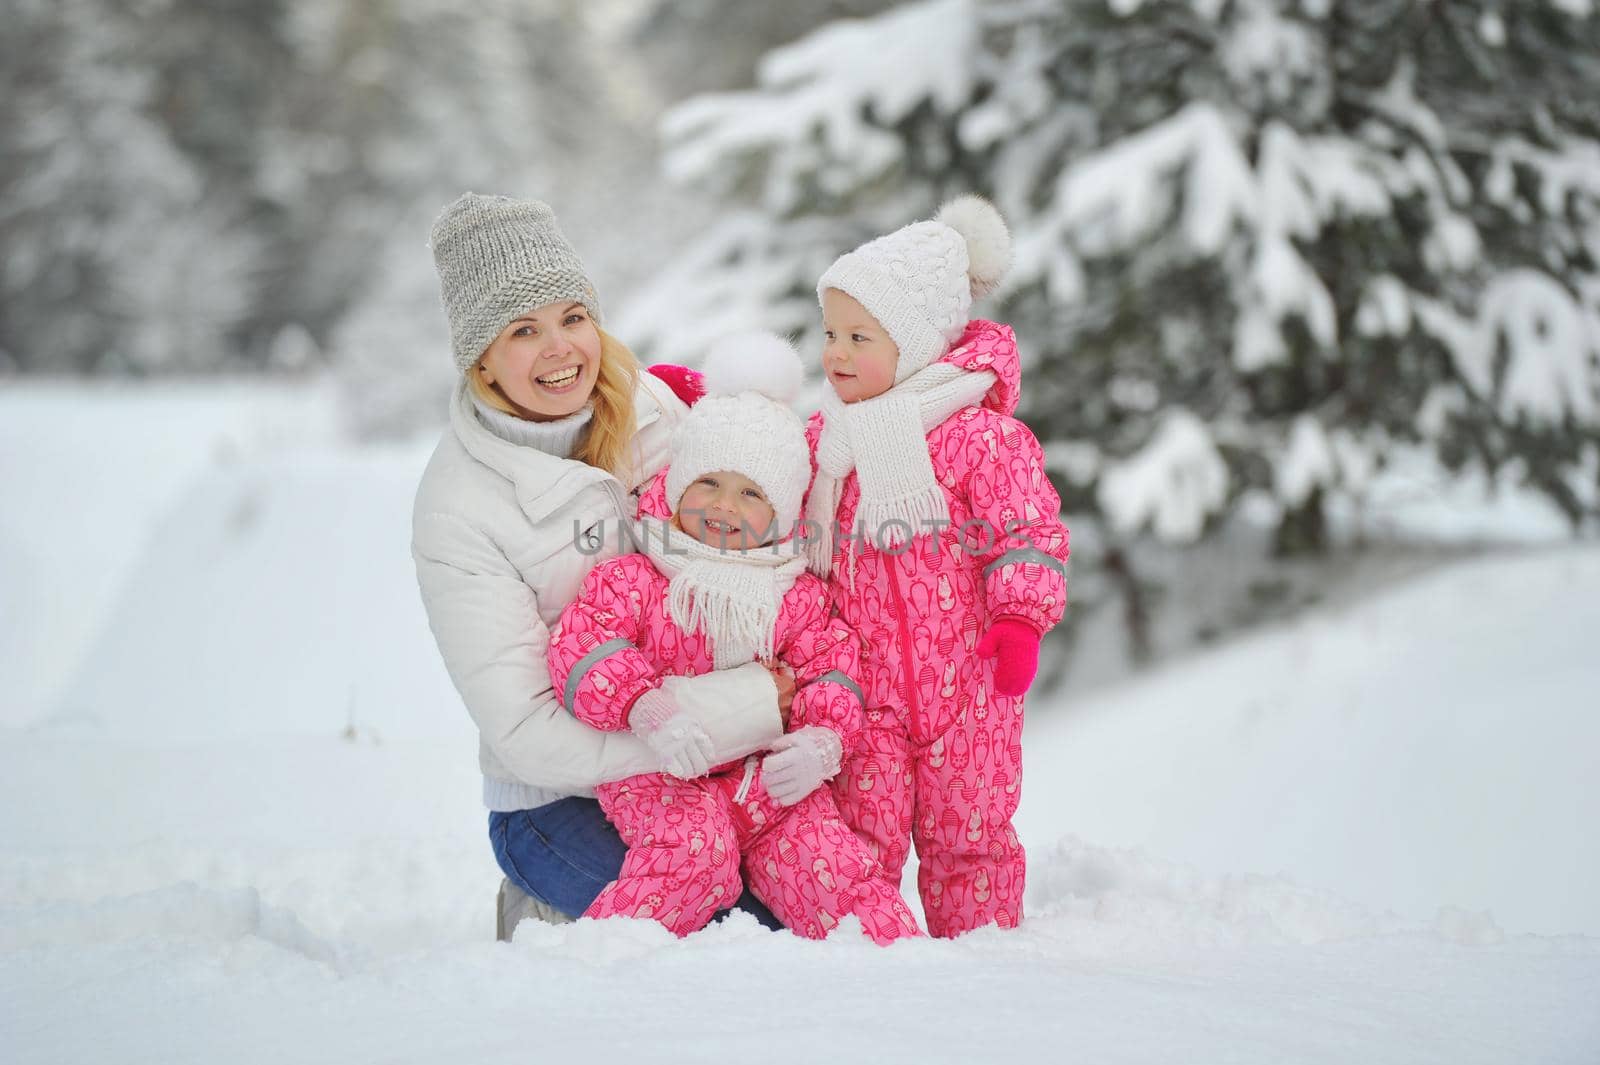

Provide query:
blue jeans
left=489, top=796, right=783, bottom=930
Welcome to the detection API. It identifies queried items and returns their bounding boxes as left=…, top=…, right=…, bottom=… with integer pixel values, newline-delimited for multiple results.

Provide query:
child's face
left=675, top=471, right=778, bottom=550
left=821, top=288, right=899, bottom=403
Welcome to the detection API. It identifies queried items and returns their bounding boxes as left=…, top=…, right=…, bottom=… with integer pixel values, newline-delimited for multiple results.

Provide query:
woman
left=411, top=193, right=790, bottom=936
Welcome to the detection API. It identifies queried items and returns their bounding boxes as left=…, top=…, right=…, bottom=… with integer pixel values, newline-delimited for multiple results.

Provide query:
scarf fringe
left=805, top=482, right=844, bottom=577
left=859, top=480, right=951, bottom=550
left=667, top=563, right=777, bottom=670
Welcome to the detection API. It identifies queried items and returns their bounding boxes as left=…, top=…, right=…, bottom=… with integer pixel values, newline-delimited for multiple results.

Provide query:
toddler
left=548, top=334, right=922, bottom=944
left=804, top=197, right=1070, bottom=937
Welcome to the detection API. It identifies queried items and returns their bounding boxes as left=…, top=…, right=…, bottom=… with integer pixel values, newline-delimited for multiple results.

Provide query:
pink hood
left=936, top=319, right=1021, bottom=419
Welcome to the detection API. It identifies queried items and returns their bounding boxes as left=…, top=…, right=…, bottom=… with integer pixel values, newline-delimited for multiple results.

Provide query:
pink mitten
left=975, top=618, right=1041, bottom=697
left=645, top=364, right=706, bottom=407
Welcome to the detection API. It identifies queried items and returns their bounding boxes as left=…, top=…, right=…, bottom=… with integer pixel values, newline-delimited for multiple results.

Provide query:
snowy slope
left=1021, top=547, right=1600, bottom=938
left=46, top=444, right=456, bottom=744
left=2, top=383, right=1598, bottom=1063
left=0, top=380, right=347, bottom=726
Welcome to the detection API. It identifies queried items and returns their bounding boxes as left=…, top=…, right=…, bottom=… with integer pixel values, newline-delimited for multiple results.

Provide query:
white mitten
left=760, top=726, right=843, bottom=807
left=629, top=687, right=715, bottom=780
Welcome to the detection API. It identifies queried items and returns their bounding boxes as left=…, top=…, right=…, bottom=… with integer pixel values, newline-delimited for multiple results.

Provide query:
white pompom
left=937, top=195, right=1011, bottom=300
left=700, top=330, right=804, bottom=404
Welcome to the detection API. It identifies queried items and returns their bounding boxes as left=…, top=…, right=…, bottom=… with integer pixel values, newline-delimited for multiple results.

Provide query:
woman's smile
left=534, top=365, right=583, bottom=390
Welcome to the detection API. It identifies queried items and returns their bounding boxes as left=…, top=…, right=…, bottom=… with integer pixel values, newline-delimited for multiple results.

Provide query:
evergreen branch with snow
left=625, top=0, right=1600, bottom=546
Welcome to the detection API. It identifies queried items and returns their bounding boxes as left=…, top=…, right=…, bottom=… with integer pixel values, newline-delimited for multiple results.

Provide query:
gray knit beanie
left=429, top=193, right=601, bottom=373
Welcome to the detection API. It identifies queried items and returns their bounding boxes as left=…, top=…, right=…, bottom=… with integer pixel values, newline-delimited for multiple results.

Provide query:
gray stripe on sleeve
left=806, top=669, right=864, bottom=706
left=983, top=547, right=1067, bottom=580
left=564, top=637, right=636, bottom=713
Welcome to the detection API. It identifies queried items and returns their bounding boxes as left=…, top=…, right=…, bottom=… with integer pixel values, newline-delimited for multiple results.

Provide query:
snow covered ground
left=2, top=381, right=1597, bottom=1063
left=1022, top=546, right=1600, bottom=939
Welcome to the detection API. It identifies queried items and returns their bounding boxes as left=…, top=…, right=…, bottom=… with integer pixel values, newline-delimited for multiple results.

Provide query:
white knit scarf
left=805, top=365, right=996, bottom=579
left=638, top=519, right=809, bottom=670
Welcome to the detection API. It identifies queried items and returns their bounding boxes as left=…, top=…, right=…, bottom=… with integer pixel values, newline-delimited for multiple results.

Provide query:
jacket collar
left=448, top=378, right=665, bottom=524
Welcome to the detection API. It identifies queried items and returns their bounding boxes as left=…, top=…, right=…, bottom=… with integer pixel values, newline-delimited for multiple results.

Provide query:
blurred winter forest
left=4, top=0, right=1598, bottom=677
left=0, top=0, right=898, bottom=419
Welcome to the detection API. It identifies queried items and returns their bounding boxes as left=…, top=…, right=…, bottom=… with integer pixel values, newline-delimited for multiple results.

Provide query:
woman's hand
left=767, top=665, right=797, bottom=729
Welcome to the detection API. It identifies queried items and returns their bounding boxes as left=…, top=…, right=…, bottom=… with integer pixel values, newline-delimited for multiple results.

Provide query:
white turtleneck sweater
left=470, top=395, right=594, bottom=458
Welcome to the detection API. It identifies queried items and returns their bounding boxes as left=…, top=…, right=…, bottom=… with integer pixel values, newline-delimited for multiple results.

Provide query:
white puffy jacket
left=412, top=374, right=784, bottom=810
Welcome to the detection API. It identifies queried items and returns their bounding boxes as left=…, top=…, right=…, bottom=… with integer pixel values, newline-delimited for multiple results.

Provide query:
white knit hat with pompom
left=817, top=195, right=1012, bottom=384
left=666, top=332, right=811, bottom=540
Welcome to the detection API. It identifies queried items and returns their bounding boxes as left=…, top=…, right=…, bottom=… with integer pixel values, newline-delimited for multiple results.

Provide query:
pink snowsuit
left=547, top=480, right=923, bottom=944
left=806, top=319, right=1069, bottom=937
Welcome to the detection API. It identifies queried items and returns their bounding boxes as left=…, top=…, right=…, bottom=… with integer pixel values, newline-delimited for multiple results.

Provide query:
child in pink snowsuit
left=548, top=334, right=922, bottom=945
left=804, top=197, right=1070, bottom=938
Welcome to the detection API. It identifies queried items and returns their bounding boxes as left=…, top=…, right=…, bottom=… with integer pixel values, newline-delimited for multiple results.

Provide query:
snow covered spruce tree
left=625, top=0, right=1600, bottom=551
left=0, top=0, right=288, bottom=374
left=0, top=0, right=620, bottom=387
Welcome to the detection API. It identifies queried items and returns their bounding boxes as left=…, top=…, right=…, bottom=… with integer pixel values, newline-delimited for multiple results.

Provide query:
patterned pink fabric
left=805, top=319, right=1070, bottom=938
left=589, top=762, right=921, bottom=945
left=548, top=548, right=921, bottom=943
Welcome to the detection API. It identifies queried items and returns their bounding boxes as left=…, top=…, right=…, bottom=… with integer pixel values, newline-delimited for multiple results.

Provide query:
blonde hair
left=468, top=327, right=640, bottom=478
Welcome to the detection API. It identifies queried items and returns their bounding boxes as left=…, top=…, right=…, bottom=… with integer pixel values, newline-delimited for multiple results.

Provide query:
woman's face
left=675, top=472, right=778, bottom=550
left=821, top=288, right=899, bottom=403
left=477, top=301, right=602, bottom=421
